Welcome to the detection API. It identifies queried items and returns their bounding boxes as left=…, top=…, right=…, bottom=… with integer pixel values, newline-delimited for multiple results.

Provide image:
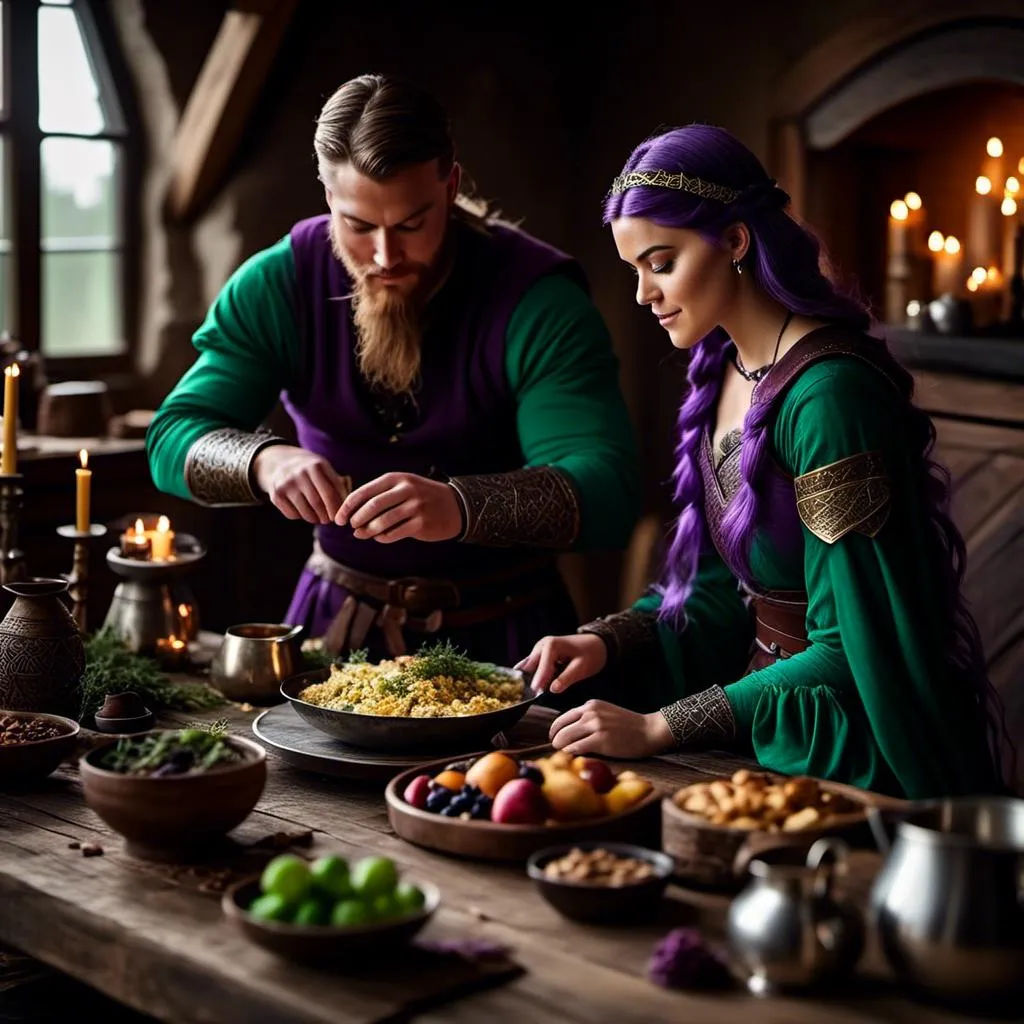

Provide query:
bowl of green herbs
left=79, top=723, right=266, bottom=861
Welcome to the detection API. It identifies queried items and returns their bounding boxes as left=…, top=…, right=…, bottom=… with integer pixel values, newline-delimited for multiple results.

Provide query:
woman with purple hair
left=517, top=124, right=1006, bottom=799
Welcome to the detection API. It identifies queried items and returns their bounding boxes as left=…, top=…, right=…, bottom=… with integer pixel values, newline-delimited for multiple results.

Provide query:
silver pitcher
left=209, top=623, right=304, bottom=705
left=868, top=796, right=1024, bottom=1008
left=727, top=837, right=864, bottom=996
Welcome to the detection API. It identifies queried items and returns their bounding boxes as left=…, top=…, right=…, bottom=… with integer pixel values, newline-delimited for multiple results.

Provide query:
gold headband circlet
left=609, top=169, right=739, bottom=203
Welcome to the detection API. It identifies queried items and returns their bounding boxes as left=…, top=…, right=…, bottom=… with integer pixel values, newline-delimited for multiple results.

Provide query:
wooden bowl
left=79, top=732, right=267, bottom=861
left=386, top=754, right=663, bottom=862
left=222, top=877, right=439, bottom=964
left=662, top=776, right=906, bottom=890
left=0, top=711, right=80, bottom=785
left=526, top=842, right=673, bottom=924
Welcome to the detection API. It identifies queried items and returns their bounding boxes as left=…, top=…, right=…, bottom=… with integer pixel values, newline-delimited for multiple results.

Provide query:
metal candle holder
left=0, top=473, right=28, bottom=585
left=103, top=532, right=206, bottom=656
left=57, top=523, right=108, bottom=633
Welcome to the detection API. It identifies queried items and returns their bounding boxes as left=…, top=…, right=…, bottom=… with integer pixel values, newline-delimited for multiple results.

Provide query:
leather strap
left=747, top=590, right=809, bottom=670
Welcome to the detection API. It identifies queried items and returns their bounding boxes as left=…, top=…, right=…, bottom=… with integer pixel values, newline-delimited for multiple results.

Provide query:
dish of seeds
left=297, top=641, right=524, bottom=719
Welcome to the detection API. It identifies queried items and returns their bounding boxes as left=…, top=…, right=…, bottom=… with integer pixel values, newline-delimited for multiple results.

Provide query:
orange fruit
left=432, top=770, right=466, bottom=791
left=465, top=752, right=519, bottom=798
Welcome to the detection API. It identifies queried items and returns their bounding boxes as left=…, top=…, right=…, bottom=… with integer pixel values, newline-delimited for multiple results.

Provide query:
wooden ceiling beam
left=166, top=0, right=298, bottom=222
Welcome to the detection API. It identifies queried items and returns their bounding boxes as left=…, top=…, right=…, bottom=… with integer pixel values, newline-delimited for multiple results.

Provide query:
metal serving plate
left=279, top=665, right=539, bottom=753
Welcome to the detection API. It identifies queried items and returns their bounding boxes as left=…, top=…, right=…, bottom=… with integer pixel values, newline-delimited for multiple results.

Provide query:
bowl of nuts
left=0, top=710, right=80, bottom=784
left=526, top=842, right=674, bottom=924
left=663, top=769, right=904, bottom=889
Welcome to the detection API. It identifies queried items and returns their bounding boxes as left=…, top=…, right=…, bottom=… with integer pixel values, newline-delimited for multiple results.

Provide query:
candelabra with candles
left=103, top=515, right=205, bottom=657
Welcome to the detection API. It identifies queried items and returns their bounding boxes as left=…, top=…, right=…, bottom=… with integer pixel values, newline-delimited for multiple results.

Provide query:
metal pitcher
left=868, top=796, right=1024, bottom=1008
left=209, top=623, right=304, bottom=705
left=727, top=837, right=864, bottom=996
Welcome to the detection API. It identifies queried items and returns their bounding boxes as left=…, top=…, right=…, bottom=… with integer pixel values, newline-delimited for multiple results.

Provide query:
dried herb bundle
left=79, top=629, right=225, bottom=722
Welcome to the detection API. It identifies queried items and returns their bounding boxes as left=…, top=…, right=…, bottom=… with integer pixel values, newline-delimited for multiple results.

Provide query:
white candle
left=149, top=515, right=176, bottom=561
left=886, top=199, right=911, bottom=323
left=932, top=234, right=963, bottom=297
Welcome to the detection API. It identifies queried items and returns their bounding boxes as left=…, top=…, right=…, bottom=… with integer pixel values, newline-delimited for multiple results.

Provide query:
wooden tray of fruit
left=662, top=769, right=907, bottom=889
left=385, top=748, right=662, bottom=862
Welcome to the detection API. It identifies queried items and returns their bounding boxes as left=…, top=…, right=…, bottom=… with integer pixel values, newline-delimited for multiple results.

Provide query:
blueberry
left=426, top=790, right=452, bottom=812
left=448, top=796, right=473, bottom=814
left=439, top=804, right=462, bottom=817
left=518, top=764, right=544, bottom=786
left=470, top=800, right=492, bottom=820
left=460, top=783, right=478, bottom=796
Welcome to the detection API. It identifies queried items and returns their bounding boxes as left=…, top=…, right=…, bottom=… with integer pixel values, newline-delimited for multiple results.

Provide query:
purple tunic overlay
left=280, top=215, right=583, bottom=664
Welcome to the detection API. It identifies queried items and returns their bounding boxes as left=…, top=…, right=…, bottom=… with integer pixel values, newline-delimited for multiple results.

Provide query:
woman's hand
left=548, top=700, right=673, bottom=758
left=515, top=634, right=607, bottom=695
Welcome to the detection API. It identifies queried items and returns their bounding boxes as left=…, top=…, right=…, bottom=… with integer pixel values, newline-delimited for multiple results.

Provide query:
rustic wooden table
left=0, top=699, right=984, bottom=1024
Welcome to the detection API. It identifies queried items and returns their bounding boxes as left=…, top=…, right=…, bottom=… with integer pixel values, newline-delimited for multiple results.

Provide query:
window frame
left=5, top=0, right=141, bottom=380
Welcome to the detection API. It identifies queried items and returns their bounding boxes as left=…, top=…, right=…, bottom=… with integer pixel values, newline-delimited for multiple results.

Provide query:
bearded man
left=147, top=73, right=639, bottom=663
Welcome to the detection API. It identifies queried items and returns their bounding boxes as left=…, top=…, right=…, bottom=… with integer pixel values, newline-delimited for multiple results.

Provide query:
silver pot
left=209, top=623, right=304, bottom=705
left=727, top=837, right=864, bottom=996
left=869, top=797, right=1024, bottom=1008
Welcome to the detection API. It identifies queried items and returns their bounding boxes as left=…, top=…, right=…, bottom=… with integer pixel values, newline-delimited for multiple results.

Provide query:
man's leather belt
left=749, top=590, right=809, bottom=663
left=305, top=542, right=560, bottom=653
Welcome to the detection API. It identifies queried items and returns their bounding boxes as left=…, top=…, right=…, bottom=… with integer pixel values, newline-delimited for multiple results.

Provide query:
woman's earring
left=732, top=258, right=743, bottom=275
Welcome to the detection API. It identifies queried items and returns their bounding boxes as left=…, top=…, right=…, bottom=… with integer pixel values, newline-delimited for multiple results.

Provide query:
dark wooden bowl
left=222, top=877, right=439, bottom=964
left=386, top=754, right=663, bottom=862
left=280, top=667, right=539, bottom=753
left=79, top=732, right=267, bottom=861
left=0, top=711, right=80, bottom=785
left=526, top=841, right=673, bottom=924
left=662, top=776, right=907, bottom=890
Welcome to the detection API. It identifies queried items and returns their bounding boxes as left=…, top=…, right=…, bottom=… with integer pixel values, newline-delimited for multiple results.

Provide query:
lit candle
left=885, top=199, right=911, bottom=323
left=932, top=234, right=963, bottom=297
left=75, top=449, right=92, bottom=533
left=155, top=635, right=188, bottom=668
left=966, top=175, right=1000, bottom=272
left=1, top=364, right=20, bottom=476
left=1001, top=194, right=1018, bottom=283
left=120, top=517, right=151, bottom=559
left=149, top=515, right=176, bottom=561
left=982, top=138, right=1004, bottom=199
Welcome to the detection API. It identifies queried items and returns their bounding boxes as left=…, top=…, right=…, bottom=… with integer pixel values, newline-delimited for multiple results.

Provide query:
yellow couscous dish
left=297, top=644, right=524, bottom=718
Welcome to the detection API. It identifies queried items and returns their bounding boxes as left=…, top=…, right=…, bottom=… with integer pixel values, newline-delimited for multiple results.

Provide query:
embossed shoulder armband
left=793, top=450, right=890, bottom=544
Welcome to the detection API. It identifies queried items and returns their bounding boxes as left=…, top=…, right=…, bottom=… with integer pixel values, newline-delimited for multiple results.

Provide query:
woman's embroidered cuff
left=576, top=609, right=659, bottom=665
left=659, top=686, right=736, bottom=749
left=183, top=427, right=286, bottom=506
left=448, top=466, right=581, bottom=547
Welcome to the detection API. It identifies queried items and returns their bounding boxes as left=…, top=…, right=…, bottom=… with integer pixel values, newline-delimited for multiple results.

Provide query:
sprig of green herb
left=79, top=629, right=225, bottom=722
left=99, top=726, right=244, bottom=775
left=407, top=639, right=502, bottom=683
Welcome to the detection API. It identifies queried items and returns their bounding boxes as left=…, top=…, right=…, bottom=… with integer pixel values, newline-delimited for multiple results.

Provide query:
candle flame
left=171, top=638, right=185, bottom=650
left=178, top=603, right=190, bottom=617
left=1019, top=158, right=1024, bottom=176
left=976, top=176, right=993, bottom=196
left=967, top=278, right=980, bottom=293
left=944, top=236, right=961, bottom=255
left=987, top=266, right=1000, bottom=283
left=987, top=137, right=1004, bottom=158
left=5, top=364, right=19, bottom=379
left=1002, top=197, right=1018, bottom=217
left=157, top=515, right=170, bottom=533
left=889, top=199, right=909, bottom=221
left=904, top=191, right=922, bottom=211
left=79, top=449, right=88, bottom=469
left=1007, top=176, right=1020, bottom=195
left=134, top=517, right=145, bottom=534
left=971, top=266, right=988, bottom=284
left=927, top=231, right=944, bottom=252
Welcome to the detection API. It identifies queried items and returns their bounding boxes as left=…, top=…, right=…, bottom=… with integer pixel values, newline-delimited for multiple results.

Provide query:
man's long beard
left=330, top=223, right=423, bottom=395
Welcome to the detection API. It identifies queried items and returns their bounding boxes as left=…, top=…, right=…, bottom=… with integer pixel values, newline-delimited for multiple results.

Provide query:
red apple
left=403, top=774, right=432, bottom=809
left=575, top=758, right=617, bottom=794
left=491, top=778, right=548, bottom=825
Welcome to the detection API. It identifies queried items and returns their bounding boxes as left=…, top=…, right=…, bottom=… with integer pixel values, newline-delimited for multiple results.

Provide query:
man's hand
left=548, top=700, right=674, bottom=758
left=335, top=472, right=463, bottom=543
left=252, top=445, right=350, bottom=524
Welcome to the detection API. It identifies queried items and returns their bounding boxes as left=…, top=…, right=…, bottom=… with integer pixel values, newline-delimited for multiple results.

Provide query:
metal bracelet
left=448, top=466, right=581, bottom=547
left=659, top=685, right=736, bottom=750
left=183, top=427, right=286, bottom=506
left=577, top=610, right=659, bottom=665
